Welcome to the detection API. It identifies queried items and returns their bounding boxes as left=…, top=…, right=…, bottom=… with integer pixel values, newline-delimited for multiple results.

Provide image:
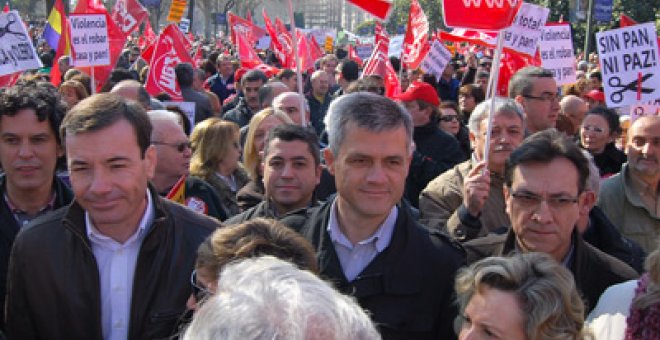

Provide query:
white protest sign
left=630, top=99, right=660, bottom=121
left=596, top=22, right=660, bottom=108
left=163, top=101, right=196, bottom=132
left=0, top=11, right=42, bottom=76
left=70, top=14, right=111, bottom=67
left=502, top=2, right=549, bottom=57
left=388, top=35, right=404, bottom=57
left=178, top=18, right=190, bottom=33
left=539, top=23, right=576, bottom=85
left=355, top=44, right=374, bottom=60
left=420, top=40, right=452, bottom=81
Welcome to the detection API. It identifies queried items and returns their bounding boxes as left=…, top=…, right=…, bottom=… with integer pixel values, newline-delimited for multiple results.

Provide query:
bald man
left=560, top=95, right=588, bottom=137
left=111, top=80, right=159, bottom=110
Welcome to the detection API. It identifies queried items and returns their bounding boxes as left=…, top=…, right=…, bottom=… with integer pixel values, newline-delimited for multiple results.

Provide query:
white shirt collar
left=86, top=189, right=154, bottom=245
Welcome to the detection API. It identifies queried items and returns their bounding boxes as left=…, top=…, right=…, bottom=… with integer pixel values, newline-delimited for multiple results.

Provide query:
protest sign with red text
left=442, top=0, right=522, bottom=30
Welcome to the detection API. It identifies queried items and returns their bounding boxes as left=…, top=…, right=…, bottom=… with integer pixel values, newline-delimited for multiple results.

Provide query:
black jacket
left=305, top=92, right=332, bottom=135
left=406, top=118, right=465, bottom=207
left=6, top=188, right=220, bottom=340
left=591, top=142, right=627, bottom=177
left=0, top=175, right=73, bottom=331
left=160, top=176, right=228, bottom=221
left=281, top=199, right=466, bottom=340
left=583, top=206, right=646, bottom=273
left=463, top=229, right=639, bottom=313
left=222, top=97, right=254, bottom=128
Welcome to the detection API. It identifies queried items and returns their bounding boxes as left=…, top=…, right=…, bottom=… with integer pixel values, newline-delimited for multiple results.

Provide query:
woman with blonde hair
left=58, top=80, right=89, bottom=109
left=189, top=118, right=248, bottom=217
left=456, top=253, right=592, bottom=340
left=237, top=107, right=293, bottom=211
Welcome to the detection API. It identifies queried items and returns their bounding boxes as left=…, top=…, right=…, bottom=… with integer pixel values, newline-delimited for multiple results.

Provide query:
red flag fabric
left=374, top=21, right=390, bottom=53
left=228, top=12, right=266, bottom=46
left=402, top=0, right=429, bottom=70
left=254, top=63, right=280, bottom=78
left=497, top=49, right=541, bottom=96
left=111, top=0, right=148, bottom=37
left=362, top=41, right=389, bottom=77
left=347, top=44, right=363, bottom=67
left=275, top=18, right=295, bottom=68
left=347, top=0, right=392, bottom=20
left=384, top=61, right=401, bottom=98
left=619, top=14, right=637, bottom=27
left=72, top=0, right=127, bottom=91
left=192, top=44, right=203, bottom=67
left=236, top=33, right=262, bottom=69
left=48, top=0, right=70, bottom=87
left=246, top=11, right=253, bottom=23
left=144, top=24, right=194, bottom=100
left=296, top=31, right=315, bottom=72
left=442, top=0, right=522, bottom=30
left=438, top=28, right=497, bottom=47
left=143, top=18, right=157, bottom=44
left=307, top=34, right=324, bottom=65
left=0, top=72, right=21, bottom=88
left=263, top=10, right=287, bottom=66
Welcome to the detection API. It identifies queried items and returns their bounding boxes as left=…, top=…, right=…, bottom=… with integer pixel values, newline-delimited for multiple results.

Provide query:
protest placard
left=539, top=23, right=576, bottom=85
left=596, top=22, right=659, bottom=108
left=0, top=11, right=42, bottom=76
left=178, top=18, right=190, bottom=33
left=355, top=44, right=374, bottom=60
left=630, top=99, right=660, bottom=121
left=420, top=40, right=452, bottom=81
left=70, top=14, right=111, bottom=67
left=442, top=0, right=522, bottom=30
left=388, top=35, right=404, bottom=57
left=502, top=2, right=549, bottom=57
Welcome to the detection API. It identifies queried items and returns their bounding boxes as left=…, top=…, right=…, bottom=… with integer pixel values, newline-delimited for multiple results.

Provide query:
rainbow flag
left=43, top=0, right=67, bottom=51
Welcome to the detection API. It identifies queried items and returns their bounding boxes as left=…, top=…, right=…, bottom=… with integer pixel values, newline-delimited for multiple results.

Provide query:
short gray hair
left=324, top=92, right=413, bottom=155
left=508, top=66, right=554, bottom=98
left=468, top=97, right=525, bottom=135
left=182, top=256, right=380, bottom=340
left=273, top=92, right=310, bottom=112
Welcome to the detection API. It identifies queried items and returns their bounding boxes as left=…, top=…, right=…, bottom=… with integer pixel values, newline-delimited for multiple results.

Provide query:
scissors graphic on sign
left=608, top=74, right=655, bottom=104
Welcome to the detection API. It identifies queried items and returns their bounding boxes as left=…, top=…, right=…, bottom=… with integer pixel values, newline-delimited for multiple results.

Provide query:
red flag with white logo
left=347, top=44, right=363, bottom=67
left=402, top=0, right=429, bottom=70
left=111, top=0, right=148, bottom=37
left=144, top=24, right=194, bottom=100
left=275, top=18, right=295, bottom=68
left=296, top=31, right=315, bottom=72
left=347, top=0, right=392, bottom=20
left=236, top=33, right=262, bottom=69
left=228, top=11, right=266, bottom=46
left=374, top=21, right=390, bottom=54
left=442, top=0, right=522, bottom=30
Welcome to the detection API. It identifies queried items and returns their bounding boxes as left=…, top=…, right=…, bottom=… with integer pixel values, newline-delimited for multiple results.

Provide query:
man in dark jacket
left=305, top=70, right=333, bottom=135
left=463, top=130, right=638, bottom=313
left=223, top=70, right=268, bottom=127
left=281, top=93, right=465, bottom=340
left=206, top=54, right=236, bottom=103
left=175, top=62, right=214, bottom=124
left=0, top=82, right=74, bottom=331
left=6, top=94, right=220, bottom=340
left=396, top=80, right=465, bottom=207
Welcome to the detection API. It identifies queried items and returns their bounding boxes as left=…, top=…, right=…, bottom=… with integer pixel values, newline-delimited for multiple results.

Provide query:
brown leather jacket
left=6, top=188, right=220, bottom=340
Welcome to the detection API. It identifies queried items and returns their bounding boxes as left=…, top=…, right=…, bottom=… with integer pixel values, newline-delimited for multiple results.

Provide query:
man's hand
left=463, top=161, right=491, bottom=217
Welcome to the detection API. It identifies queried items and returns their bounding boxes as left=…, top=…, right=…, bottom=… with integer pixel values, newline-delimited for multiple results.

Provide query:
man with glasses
left=149, top=110, right=227, bottom=221
left=508, top=66, right=561, bottom=134
left=597, top=116, right=660, bottom=253
left=464, top=129, right=637, bottom=313
left=6, top=94, right=220, bottom=339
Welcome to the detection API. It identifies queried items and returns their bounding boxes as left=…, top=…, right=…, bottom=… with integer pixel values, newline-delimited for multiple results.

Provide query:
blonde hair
left=456, top=253, right=591, bottom=340
left=189, top=118, right=240, bottom=178
left=243, top=107, right=293, bottom=180
left=58, top=80, right=89, bottom=101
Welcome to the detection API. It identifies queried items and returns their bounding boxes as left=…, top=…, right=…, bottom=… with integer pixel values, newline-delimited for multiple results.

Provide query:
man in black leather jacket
left=6, top=94, right=220, bottom=340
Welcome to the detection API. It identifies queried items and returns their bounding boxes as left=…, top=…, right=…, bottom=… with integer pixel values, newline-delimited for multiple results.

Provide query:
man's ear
left=323, top=148, right=335, bottom=176
left=579, top=190, right=596, bottom=217
left=503, top=185, right=512, bottom=216
left=144, top=145, right=157, bottom=180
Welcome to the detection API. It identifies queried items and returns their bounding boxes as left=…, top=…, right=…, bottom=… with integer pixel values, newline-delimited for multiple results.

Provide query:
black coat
left=0, top=175, right=73, bottom=331
left=281, top=198, right=466, bottom=340
left=5, top=188, right=219, bottom=340
left=463, top=229, right=639, bottom=313
left=591, top=143, right=627, bottom=177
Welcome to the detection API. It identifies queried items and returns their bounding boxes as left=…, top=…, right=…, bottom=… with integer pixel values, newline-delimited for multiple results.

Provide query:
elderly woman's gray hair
left=324, top=92, right=413, bottom=155
left=183, top=256, right=381, bottom=340
left=455, top=253, right=591, bottom=340
left=467, top=97, right=525, bottom=135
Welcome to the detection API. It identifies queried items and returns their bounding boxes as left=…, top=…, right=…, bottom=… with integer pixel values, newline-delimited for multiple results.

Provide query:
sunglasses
left=190, top=270, right=212, bottom=302
left=440, top=115, right=459, bottom=122
left=152, top=141, right=192, bottom=153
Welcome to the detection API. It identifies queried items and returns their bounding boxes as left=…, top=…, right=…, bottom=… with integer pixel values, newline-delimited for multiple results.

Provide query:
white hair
left=182, top=256, right=381, bottom=340
left=468, top=97, right=525, bottom=135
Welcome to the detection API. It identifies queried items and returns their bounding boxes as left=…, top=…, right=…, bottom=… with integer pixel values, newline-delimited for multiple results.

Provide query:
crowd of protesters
left=0, top=22, right=657, bottom=340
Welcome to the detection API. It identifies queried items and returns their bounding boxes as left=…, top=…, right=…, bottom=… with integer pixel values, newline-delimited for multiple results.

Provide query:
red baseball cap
left=584, top=89, right=605, bottom=102
left=395, top=81, right=440, bottom=106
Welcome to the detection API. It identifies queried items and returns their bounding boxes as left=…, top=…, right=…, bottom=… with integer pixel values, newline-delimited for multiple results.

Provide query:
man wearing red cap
left=396, top=81, right=465, bottom=207
left=584, top=89, right=606, bottom=111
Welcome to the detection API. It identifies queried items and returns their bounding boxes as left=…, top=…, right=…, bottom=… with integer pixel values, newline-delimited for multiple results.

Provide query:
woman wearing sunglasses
left=439, top=101, right=472, bottom=159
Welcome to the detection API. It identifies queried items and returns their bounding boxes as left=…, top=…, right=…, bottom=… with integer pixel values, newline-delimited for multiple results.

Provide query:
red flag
left=619, top=14, right=637, bottom=27
left=308, top=34, right=324, bottom=65
left=402, top=0, right=429, bottom=70
left=192, top=44, right=203, bottom=67
left=0, top=72, right=21, bottom=88
left=442, top=0, right=522, bottom=30
left=347, top=44, right=363, bottom=67
left=228, top=12, right=266, bottom=46
left=111, top=0, right=148, bottom=37
left=384, top=61, right=401, bottom=98
left=236, top=33, right=262, bottom=69
left=2, top=2, right=9, bottom=12
left=72, top=0, right=127, bottom=91
left=362, top=41, right=389, bottom=77
left=438, top=28, right=498, bottom=47
left=145, top=24, right=194, bottom=100
left=144, top=18, right=157, bottom=42
left=347, top=0, right=392, bottom=20
left=296, top=31, right=315, bottom=71
left=275, top=18, right=295, bottom=68
left=374, top=21, right=390, bottom=52
left=497, top=49, right=541, bottom=96
left=254, top=63, right=280, bottom=78
left=246, top=11, right=253, bottom=23
left=48, top=0, right=70, bottom=87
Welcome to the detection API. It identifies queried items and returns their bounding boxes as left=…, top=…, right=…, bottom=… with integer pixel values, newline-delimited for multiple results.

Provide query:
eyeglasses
left=190, top=270, right=212, bottom=302
left=510, top=191, right=579, bottom=210
left=440, top=115, right=459, bottom=122
left=152, top=141, right=192, bottom=153
left=523, top=92, right=560, bottom=103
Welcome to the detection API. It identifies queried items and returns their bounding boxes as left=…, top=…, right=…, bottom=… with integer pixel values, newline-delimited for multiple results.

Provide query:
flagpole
left=287, top=0, right=306, bottom=126
left=481, top=30, right=505, bottom=169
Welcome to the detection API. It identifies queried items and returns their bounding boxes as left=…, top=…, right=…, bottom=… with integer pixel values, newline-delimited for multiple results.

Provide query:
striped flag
left=43, top=0, right=68, bottom=51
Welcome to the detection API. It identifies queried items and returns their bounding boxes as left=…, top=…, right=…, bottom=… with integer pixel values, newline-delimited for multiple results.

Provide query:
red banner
left=111, top=0, right=148, bottom=37
left=236, top=33, right=262, bottom=69
left=347, top=0, right=392, bottom=20
left=442, top=0, right=522, bottom=30
left=402, top=0, right=429, bottom=70
left=228, top=12, right=266, bottom=46
left=144, top=24, right=194, bottom=100
left=275, top=18, right=295, bottom=68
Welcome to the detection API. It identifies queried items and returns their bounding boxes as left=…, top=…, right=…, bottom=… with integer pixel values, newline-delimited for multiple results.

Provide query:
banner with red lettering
left=145, top=24, right=194, bottom=100
left=401, top=0, right=429, bottom=69
left=442, top=0, right=522, bottom=30
left=111, top=0, right=148, bottom=37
